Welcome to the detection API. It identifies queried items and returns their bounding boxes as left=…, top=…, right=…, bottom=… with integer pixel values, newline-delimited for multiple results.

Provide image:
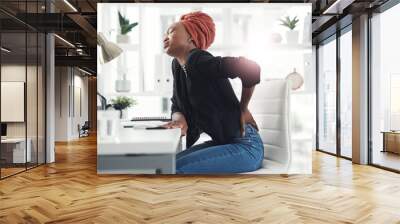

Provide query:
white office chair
left=243, top=79, right=292, bottom=174
left=188, top=75, right=303, bottom=174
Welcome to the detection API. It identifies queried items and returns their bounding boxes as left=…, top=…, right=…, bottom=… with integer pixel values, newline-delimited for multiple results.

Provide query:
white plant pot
left=115, top=73, right=131, bottom=93
left=269, top=33, right=283, bottom=44
left=120, top=109, right=128, bottom=120
left=286, top=30, right=299, bottom=44
left=98, top=110, right=120, bottom=139
left=117, top=34, right=130, bottom=44
left=115, top=79, right=131, bottom=92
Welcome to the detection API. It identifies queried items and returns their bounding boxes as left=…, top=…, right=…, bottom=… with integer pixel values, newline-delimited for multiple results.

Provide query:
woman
left=162, top=11, right=264, bottom=174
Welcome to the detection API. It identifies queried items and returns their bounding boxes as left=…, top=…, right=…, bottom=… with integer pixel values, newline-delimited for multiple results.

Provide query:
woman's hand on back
left=162, top=112, right=188, bottom=136
left=240, top=108, right=259, bottom=137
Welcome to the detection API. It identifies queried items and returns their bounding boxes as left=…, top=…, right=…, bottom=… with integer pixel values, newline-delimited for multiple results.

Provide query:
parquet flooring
left=1, top=167, right=25, bottom=177
left=1, top=135, right=400, bottom=223
left=372, top=151, right=400, bottom=171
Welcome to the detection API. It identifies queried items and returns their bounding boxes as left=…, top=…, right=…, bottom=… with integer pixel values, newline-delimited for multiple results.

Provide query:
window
left=390, top=74, right=400, bottom=130
left=340, top=29, right=352, bottom=158
left=0, top=1, right=46, bottom=179
left=318, top=37, right=337, bottom=155
left=371, top=2, right=400, bottom=171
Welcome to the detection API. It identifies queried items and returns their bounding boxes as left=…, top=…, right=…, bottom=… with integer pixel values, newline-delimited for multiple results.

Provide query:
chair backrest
left=248, top=79, right=291, bottom=168
left=82, top=121, right=90, bottom=130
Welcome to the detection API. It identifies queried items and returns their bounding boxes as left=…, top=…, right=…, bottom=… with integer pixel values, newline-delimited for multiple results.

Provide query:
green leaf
left=118, top=11, right=138, bottom=34
left=111, top=96, right=136, bottom=110
left=126, top=23, right=138, bottom=31
left=130, top=22, right=138, bottom=29
left=120, top=22, right=138, bottom=35
left=118, top=11, right=125, bottom=26
left=121, top=25, right=128, bottom=35
left=279, top=16, right=299, bottom=30
left=118, top=11, right=130, bottom=25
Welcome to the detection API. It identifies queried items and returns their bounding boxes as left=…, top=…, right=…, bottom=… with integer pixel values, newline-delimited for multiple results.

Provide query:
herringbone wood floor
left=1, top=135, right=400, bottom=224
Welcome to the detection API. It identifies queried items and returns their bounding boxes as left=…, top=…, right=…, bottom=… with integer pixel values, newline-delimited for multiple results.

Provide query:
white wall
left=55, top=66, right=69, bottom=141
left=1, top=66, right=27, bottom=142
left=71, top=73, right=89, bottom=138
left=1, top=65, right=40, bottom=137
left=1, top=64, right=46, bottom=164
left=55, top=67, right=89, bottom=141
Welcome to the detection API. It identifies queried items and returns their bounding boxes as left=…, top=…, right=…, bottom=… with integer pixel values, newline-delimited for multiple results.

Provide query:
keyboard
left=130, top=116, right=171, bottom=122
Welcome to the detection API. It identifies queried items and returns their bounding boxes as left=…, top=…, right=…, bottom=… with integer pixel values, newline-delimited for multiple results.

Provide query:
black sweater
left=170, top=48, right=261, bottom=148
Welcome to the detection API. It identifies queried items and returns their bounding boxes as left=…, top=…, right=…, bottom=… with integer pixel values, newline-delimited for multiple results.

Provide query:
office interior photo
left=1, top=0, right=400, bottom=223
left=97, top=3, right=314, bottom=175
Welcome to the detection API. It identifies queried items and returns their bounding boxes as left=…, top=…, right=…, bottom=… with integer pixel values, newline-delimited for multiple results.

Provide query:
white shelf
left=267, top=43, right=312, bottom=53
left=210, top=43, right=312, bottom=54
left=106, top=91, right=172, bottom=97
left=117, top=43, right=139, bottom=51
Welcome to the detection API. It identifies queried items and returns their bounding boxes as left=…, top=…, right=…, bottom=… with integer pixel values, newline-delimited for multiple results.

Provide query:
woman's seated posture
left=162, top=11, right=264, bottom=174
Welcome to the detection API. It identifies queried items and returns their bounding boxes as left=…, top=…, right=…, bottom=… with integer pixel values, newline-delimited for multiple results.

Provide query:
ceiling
left=0, top=0, right=393, bottom=75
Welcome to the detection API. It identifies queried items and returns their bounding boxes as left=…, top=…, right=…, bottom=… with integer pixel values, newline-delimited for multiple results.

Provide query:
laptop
left=122, top=120, right=168, bottom=129
left=130, top=116, right=171, bottom=122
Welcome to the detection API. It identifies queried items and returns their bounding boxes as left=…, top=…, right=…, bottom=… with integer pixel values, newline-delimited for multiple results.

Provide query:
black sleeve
left=171, top=82, right=181, bottom=115
left=170, top=59, right=181, bottom=115
left=193, top=51, right=261, bottom=88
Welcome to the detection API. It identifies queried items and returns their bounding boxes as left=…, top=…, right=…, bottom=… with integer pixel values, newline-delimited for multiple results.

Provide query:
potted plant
left=117, top=11, right=138, bottom=43
left=111, top=96, right=136, bottom=119
left=279, top=16, right=300, bottom=44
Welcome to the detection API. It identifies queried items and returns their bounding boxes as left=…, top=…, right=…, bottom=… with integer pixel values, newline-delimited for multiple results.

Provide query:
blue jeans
left=176, top=124, right=264, bottom=174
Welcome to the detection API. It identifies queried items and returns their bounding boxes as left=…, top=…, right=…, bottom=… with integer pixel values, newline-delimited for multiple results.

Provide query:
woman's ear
left=188, top=38, right=196, bottom=48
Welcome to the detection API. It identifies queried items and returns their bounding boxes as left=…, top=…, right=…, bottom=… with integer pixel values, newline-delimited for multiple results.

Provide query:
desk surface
left=98, top=127, right=181, bottom=155
left=1, top=138, right=27, bottom=143
left=381, top=131, right=400, bottom=134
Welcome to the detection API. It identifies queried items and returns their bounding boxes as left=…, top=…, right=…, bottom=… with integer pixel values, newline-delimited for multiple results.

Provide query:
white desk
left=97, top=124, right=182, bottom=174
left=1, top=138, right=31, bottom=163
